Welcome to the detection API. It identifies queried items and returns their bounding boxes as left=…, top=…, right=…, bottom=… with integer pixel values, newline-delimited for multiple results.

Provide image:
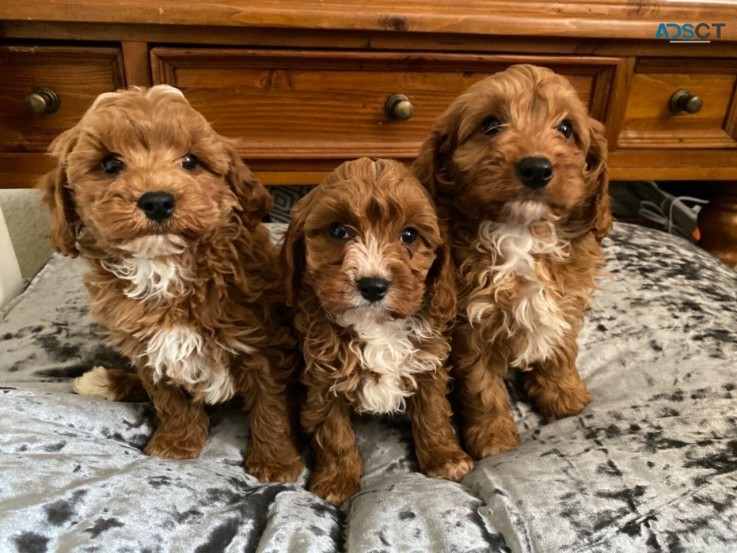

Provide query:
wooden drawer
left=618, top=59, right=737, bottom=149
left=152, top=49, right=623, bottom=163
left=0, top=46, right=125, bottom=153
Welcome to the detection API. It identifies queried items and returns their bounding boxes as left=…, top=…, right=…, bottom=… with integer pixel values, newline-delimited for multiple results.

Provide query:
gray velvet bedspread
left=1, top=222, right=736, bottom=553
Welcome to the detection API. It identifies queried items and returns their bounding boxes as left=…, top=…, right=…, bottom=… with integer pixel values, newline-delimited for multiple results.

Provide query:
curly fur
left=413, top=65, right=611, bottom=460
left=336, top=310, right=444, bottom=414
left=39, top=85, right=303, bottom=483
left=282, top=158, right=473, bottom=504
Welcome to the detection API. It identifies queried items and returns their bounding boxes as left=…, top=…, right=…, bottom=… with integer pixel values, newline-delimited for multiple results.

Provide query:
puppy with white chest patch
left=40, top=85, right=303, bottom=482
left=282, top=158, right=474, bottom=505
left=414, top=65, right=612, bottom=459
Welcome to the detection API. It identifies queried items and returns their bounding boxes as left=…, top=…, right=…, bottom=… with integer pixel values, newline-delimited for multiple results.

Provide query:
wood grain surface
left=0, top=1, right=735, bottom=40
left=0, top=46, right=125, bottom=153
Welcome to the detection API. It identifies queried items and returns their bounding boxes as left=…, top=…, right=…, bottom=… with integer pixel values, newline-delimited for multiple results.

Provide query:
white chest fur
left=102, top=257, right=187, bottom=302
left=144, top=325, right=235, bottom=404
left=101, top=235, right=191, bottom=302
left=467, top=218, right=571, bottom=367
left=336, top=312, right=442, bottom=414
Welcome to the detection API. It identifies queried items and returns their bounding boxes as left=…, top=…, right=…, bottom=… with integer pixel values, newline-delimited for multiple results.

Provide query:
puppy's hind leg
left=74, top=366, right=148, bottom=402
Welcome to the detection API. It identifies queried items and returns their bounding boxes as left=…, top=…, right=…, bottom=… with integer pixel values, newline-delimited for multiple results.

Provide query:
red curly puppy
left=414, top=65, right=611, bottom=459
left=40, top=85, right=303, bottom=482
left=282, top=158, right=473, bottom=504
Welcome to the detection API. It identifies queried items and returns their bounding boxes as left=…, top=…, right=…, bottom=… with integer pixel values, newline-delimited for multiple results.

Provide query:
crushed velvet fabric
left=1, top=223, right=736, bottom=552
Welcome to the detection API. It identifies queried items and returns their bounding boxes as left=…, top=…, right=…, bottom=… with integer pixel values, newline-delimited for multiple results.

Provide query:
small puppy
left=40, top=85, right=303, bottom=482
left=282, top=158, right=473, bottom=504
left=414, top=65, right=611, bottom=459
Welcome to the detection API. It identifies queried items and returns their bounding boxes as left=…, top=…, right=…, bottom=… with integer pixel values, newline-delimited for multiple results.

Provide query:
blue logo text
left=655, top=22, right=726, bottom=42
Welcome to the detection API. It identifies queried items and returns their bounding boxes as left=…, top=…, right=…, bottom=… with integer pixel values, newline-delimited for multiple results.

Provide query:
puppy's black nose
left=137, top=191, right=176, bottom=222
left=515, top=156, right=554, bottom=189
left=357, top=277, right=389, bottom=303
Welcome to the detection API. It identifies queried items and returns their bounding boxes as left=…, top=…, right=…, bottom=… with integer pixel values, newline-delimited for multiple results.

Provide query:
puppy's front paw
left=479, top=436, right=520, bottom=458
left=533, top=379, right=592, bottom=421
left=144, top=426, right=207, bottom=459
left=465, top=417, right=520, bottom=460
left=423, top=450, right=475, bottom=482
left=245, top=452, right=304, bottom=483
left=309, top=470, right=361, bottom=506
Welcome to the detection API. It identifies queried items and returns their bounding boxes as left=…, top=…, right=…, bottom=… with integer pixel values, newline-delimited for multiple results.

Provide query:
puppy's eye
left=181, top=154, right=199, bottom=171
left=556, top=120, right=573, bottom=139
left=100, top=156, right=125, bottom=175
left=481, top=116, right=504, bottom=136
left=328, top=223, right=351, bottom=241
left=400, top=228, right=418, bottom=245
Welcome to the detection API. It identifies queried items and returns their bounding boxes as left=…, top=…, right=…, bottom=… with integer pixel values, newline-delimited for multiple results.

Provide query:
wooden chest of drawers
left=0, top=46, right=125, bottom=153
left=1, top=0, right=736, bottom=262
left=151, top=49, right=622, bottom=182
left=617, top=59, right=737, bottom=150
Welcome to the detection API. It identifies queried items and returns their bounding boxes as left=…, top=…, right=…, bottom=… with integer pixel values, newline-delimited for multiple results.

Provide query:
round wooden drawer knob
left=669, top=89, right=703, bottom=114
left=385, top=93, right=414, bottom=121
left=26, top=87, right=61, bottom=115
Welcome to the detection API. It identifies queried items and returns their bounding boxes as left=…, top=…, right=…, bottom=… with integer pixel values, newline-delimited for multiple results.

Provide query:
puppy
left=282, top=158, right=473, bottom=504
left=40, top=85, right=303, bottom=482
left=413, top=65, right=611, bottom=459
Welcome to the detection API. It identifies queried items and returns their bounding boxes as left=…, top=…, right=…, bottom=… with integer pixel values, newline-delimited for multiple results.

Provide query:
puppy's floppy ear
left=425, top=242, right=457, bottom=326
left=38, top=126, right=81, bottom=257
left=280, top=190, right=318, bottom=307
left=223, top=142, right=273, bottom=229
left=585, top=118, right=612, bottom=242
left=412, top=105, right=460, bottom=198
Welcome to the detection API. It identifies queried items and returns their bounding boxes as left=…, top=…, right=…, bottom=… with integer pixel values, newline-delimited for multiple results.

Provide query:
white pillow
left=0, top=204, right=23, bottom=308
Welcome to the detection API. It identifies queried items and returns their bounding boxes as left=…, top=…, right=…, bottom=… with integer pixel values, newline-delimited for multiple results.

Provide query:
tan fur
left=74, top=367, right=149, bottom=402
left=282, top=158, right=473, bottom=504
left=40, top=85, right=302, bottom=482
left=413, top=65, right=611, bottom=459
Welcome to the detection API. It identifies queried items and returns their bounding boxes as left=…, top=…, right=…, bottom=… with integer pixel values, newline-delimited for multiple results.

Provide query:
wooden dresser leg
left=697, top=184, right=737, bottom=267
